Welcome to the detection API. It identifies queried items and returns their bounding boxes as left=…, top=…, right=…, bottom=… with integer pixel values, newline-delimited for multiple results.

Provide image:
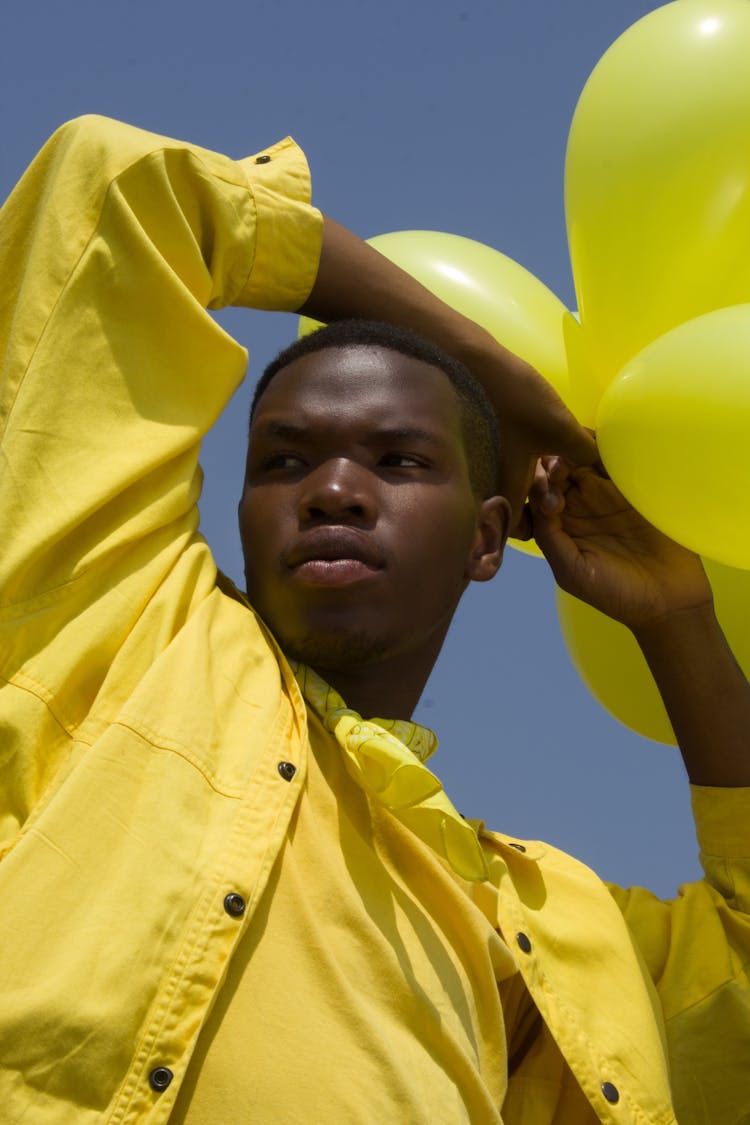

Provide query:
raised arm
left=530, top=458, right=750, bottom=1125
left=0, top=115, right=594, bottom=838
left=0, top=116, right=332, bottom=852
left=1, top=117, right=593, bottom=623
left=530, top=457, right=750, bottom=785
left=0, top=115, right=324, bottom=616
left=301, top=216, right=597, bottom=528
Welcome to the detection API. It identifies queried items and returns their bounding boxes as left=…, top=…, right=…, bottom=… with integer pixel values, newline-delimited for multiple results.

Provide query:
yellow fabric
left=1, top=115, right=750, bottom=1125
left=293, top=662, right=489, bottom=881
left=170, top=709, right=516, bottom=1124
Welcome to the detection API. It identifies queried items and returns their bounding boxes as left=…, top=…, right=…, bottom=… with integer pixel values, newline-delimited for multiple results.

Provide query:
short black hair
left=250, top=320, right=502, bottom=498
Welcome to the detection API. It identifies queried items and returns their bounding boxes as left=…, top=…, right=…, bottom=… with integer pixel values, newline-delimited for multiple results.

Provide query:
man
left=0, top=115, right=748, bottom=1124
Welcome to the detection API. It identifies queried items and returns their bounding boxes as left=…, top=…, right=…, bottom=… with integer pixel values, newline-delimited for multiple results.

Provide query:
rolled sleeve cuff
left=691, top=785, right=750, bottom=858
left=237, top=137, right=323, bottom=312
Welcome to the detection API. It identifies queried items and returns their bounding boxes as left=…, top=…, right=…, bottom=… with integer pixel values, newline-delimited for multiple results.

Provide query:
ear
left=464, top=495, right=511, bottom=583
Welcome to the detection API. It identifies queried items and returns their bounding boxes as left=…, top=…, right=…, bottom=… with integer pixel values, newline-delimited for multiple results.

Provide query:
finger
left=513, top=502, right=534, bottom=541
left=498, top=447, right=538, bottom=537
left=529, top=460, right=565, bottom=517
left=533, top=489, right=564, bottom=517
left=527, top=464, right=548, bottom=507
left=515, top=461, right=552, bottom=537
left=540, top=454, right=570, bottom=484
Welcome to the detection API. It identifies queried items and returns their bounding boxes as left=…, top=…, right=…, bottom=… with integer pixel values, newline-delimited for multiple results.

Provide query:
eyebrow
left=258, top=421, right=445, bottom=447
left=371, top=426, right=444, bottom=447
left=259, top=422, right=309, bottom=441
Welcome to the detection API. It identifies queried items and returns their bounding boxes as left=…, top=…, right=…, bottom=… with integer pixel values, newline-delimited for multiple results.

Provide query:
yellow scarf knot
left=293, top=663, right=488, bottom=883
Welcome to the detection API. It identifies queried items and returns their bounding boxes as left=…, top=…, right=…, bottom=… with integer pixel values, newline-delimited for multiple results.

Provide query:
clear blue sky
left=0, top=0, right=699, bottom=896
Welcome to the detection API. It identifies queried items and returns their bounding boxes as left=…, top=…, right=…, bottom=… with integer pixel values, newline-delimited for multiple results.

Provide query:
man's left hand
left=529, top=456, right=712, bottom=632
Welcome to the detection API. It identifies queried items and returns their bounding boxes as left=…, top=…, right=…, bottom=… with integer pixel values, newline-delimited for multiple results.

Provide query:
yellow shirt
left=1, top=115, right=750, bottom=1125
left=171, top=709, right=516, bottom=1124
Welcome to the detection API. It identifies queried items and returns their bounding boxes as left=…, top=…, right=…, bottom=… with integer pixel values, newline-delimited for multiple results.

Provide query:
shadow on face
left=238, top=345, right=509, bottom=689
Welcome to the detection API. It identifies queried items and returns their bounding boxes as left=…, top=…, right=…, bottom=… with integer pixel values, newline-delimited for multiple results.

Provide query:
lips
left=285, top=527, right=385, bottom=571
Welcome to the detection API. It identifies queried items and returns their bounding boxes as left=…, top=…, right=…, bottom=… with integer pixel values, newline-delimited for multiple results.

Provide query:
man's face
left=239, top=345, right=506, bottom=677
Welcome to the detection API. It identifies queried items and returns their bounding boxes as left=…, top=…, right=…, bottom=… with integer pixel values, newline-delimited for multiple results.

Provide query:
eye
left=260, top=452, right=308, bottom=473
left=379, top=452, right=428, bottom=469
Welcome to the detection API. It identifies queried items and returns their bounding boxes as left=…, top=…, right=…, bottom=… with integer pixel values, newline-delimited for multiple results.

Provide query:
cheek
left=238, top=493, right=282, bottom=568
left=395, top=497, right=477, bottom=577
left=237, top=496, right=257, bottom=559
left=240, top=487, right=280, bottom=532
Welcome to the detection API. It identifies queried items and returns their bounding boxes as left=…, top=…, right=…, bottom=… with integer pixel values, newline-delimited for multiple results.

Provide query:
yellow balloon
left=299, top=229, right=585, bottom=558
left=298, top=314, right=324, bottom=337
left=295, top=13, right=750, bottom=736
left=363, top=232, right=579, bottom=413
left=556, top=556, right=750, bottom=744
left=556, top=588, right=675, bottom=745
left=301, top=233, right=576, bottom=390
left=597, top=305, right=750, bottom=569
left=566, top=0, right=750, bottom=394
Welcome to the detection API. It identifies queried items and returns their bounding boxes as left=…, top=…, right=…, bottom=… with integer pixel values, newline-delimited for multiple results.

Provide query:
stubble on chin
left=280, top=628, right=394, bottom=675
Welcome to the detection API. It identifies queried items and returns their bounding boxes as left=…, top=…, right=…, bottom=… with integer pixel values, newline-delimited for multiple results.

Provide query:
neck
left=309, top=641, right=442, bottom=720
left=320, top=671, right=421, bottom=720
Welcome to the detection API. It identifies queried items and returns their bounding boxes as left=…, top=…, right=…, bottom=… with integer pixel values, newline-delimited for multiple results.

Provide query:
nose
left=297, top=457, right=377, bottom=524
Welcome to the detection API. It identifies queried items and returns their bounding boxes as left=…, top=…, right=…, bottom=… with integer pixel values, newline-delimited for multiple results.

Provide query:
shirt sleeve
left=608, top=784, right=750, bottom=1125
left=0, top=114, right=322, bottom=781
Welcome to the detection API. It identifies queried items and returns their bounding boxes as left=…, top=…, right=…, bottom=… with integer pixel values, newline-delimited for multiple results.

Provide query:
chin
left=279, top=628, right=393, bottom=674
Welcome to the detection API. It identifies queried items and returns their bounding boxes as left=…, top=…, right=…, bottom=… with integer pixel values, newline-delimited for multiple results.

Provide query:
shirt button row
left=512, top=930, right=620, bottom=1107
left=217, top=755, right=286, bottom=997
left=225, top=761, right=296, bottom=918
left=148, top=886, right=250, bottom=1093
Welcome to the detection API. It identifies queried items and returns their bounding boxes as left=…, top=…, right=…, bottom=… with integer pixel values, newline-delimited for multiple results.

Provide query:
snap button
left=223, top=892, right=246, bottom=918
left=148, top=1066, right=174, bottom=1092
left=601, top=1082, right=620, bottom=1104
left=516, top=932, right=532, bottom=954
left=255, top=154, right=271, bottom=164
left=508, top=842, right=526, bottom=852
left=278, top=761, right=296, bottom=781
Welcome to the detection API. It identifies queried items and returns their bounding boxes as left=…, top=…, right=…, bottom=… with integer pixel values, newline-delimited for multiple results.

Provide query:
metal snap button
left=601, top=1082, right=620, bottom=1104
left=148, top=1066, right=174, bottom=1092
left=223, top=892, right=246, bottom=918
left=278, top=761, right=297, bottom=781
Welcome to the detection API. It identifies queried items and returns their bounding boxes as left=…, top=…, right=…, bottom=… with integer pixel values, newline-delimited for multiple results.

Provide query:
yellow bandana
left=293, top=663, right=488, bottom=883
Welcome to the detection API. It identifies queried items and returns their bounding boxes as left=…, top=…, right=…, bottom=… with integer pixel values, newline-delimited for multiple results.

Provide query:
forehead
left=252, top=345, right=463, bottom=436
